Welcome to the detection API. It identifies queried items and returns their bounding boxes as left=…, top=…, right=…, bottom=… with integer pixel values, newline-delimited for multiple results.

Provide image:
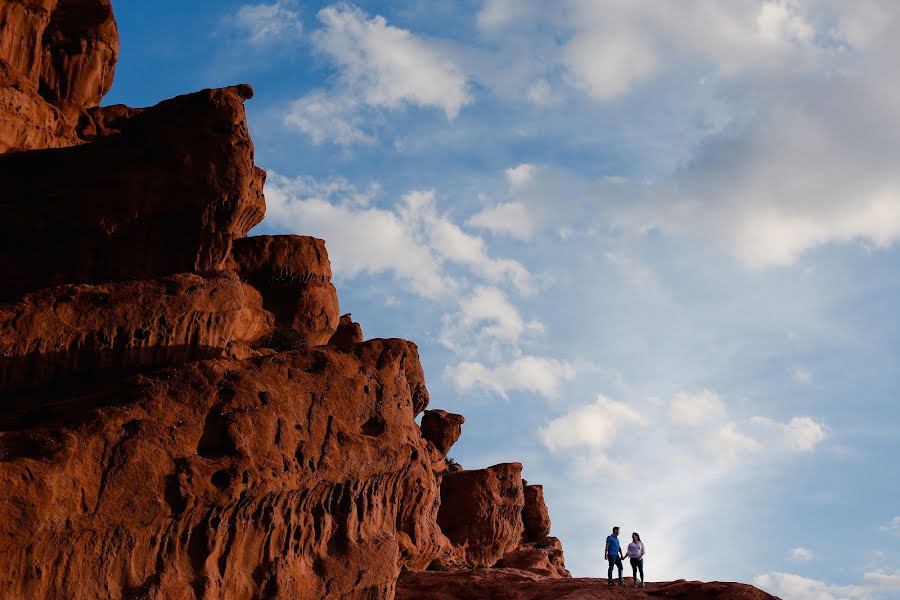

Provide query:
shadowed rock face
left=0, top=85, right=266, bottom=299
left=522, top=484, right=551, bottom=542
left=397, top=571, right=780, bottom=600
left=0, top=340, right=443, bottom=600
left=229, top=235, right=340, bottom=347
left=438, top=463, right=525, bottom=567
left=0, top=271, right=273, bottom=395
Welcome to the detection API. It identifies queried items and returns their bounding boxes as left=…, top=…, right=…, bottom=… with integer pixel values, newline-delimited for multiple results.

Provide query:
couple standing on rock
left=605, top=526, right=646, bottom=587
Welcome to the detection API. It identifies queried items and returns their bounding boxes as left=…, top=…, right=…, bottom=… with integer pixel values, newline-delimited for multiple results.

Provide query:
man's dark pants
left=608, top=556, right=623, bottom=583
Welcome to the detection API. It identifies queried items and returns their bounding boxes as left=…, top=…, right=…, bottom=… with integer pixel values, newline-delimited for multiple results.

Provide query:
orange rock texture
left=0, top=2, right=781, bottom=599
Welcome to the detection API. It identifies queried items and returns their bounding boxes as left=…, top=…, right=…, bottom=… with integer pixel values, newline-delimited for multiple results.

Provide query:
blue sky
left=108, top=1, right=900, bottom=597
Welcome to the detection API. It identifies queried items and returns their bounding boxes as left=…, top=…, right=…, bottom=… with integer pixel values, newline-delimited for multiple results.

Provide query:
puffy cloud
left=264, top=173, right=532, bottom=300
left=540, top=395, right=646, bottom=454
left=314, top=4, right=470, bottom=118
left=789, top=547, right=815, bottom=561
left=445, top=356, right=575, bottom=401
left=754, top=572, right=868, bottom=599
left=749, top=416, right=828, bottom=453
left=228, top=1, right=303, bottom=45
left=440, top=286, right=543, bottom=355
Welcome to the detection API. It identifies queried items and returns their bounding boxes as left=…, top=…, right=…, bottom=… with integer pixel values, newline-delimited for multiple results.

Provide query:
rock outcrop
left=437, top=463, right=525, bottom=568
left=229, top=235, right=339, bottom=347
left=0, top=340, right=444, bottom=599
left=0, top=0, right=118, bottom=151
left=0, top=84, right=265, bottom=300
left=420, top=409, right=464, bottom=459
left=329, top=313, right=364, bottom=348
left=397, top=571, right=780, bottom=600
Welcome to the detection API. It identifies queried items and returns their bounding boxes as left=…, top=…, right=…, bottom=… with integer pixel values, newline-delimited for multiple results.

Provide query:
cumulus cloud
left=439, top=285, right=543, bottom=356
left=668, top=389, right=728, bottom=427
left=445, top=356, right=575, bottom=401
left=228, top=1, right=303, bottom=45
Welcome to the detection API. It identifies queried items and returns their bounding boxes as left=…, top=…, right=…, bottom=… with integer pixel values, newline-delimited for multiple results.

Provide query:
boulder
left=0, top=339, right=442, bottom=600
left=229, top=235, right=339, bottom=346
left=0, top=271, right=273, bottom=395
left=0, top=85, right=266, bottom=299
left=329, top=313, right=364, bottom=347
left=495, top=536, right=570, bottom=579
left=437, top=463, right=524, bottom=567
left=522, top=484, right=551, bottom=541
left=420, top=409, right=464, bottom=458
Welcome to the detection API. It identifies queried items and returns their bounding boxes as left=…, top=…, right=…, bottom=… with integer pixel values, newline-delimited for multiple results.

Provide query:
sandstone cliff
left=0, top=2, right=779, bottom=599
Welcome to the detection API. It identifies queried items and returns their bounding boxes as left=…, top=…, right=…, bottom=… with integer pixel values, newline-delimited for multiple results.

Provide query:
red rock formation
left=420, top=409, right=464, bottom=458
left=521, top=484, right=551, bottom=541
left=495, top=536, right=570, bottom=579
left=437, top=463, right=525, bottom=567
left=0, top=271, right=273, bottom=395
left=0, top=340, right=444, bottom=599
left=0, top=0, right=118, bottom=151
left=329, top=313, right=364, bottom=347
left=229, top=235, right=339, bottom=346
left=397, top=571, right=780, bottom=600
left=0, top=85, right=266, bottom=299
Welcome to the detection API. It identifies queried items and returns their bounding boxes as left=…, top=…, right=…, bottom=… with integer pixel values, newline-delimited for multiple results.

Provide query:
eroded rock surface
left=420, top=409, right=464, bottom=458
left=437, top=462, right=525, bottom=567
left=229, top=235, right=339, bottom=346
left=0, top=271, right=273, bottom=395
left=397, top=571, right=779, bottom=600
left=0, top=340, right=443, bottom=600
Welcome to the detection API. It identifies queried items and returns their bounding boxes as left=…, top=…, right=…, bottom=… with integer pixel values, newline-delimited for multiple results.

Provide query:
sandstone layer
left=0, top=271, right=272, bottom=395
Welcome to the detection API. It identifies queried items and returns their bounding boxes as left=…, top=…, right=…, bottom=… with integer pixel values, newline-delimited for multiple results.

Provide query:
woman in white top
left=625, top=532, right=645, bottom=587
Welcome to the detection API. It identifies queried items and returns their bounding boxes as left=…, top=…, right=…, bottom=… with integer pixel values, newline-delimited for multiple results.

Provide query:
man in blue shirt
left=605, top=526, right=625, bottom=586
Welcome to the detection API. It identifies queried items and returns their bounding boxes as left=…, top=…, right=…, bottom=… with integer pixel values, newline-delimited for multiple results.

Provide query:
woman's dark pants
left=630, top=557, right=644, bottom=583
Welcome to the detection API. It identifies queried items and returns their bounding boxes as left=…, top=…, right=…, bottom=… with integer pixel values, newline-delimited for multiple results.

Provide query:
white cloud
left=541, top=395, right=647, bottom=450
left=263, top=173, right=533, bottom=301
left=754, top=572, right=868, bottom=600
left=229, top=1, right=303, bottom=45
left=750, top=416, right=829, bottom=453
left=880, top=516, right=900, bottom=536
left=755, top=570, right=900, bottom=600
left=314, top=4, right=470, bottom=118
left=668, top=389, right=728, bottom=427
left=445, top=356, right=575, bottom=401
left=284, top=91, right=373, bottom=146
left=440, top=285, right=543, bottom=356
left=789, top=547, right=815, bottom=561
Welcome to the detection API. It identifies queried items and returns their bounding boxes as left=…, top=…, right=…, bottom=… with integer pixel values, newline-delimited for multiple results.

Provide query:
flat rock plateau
left=0, top=1, right=780, bottom=598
